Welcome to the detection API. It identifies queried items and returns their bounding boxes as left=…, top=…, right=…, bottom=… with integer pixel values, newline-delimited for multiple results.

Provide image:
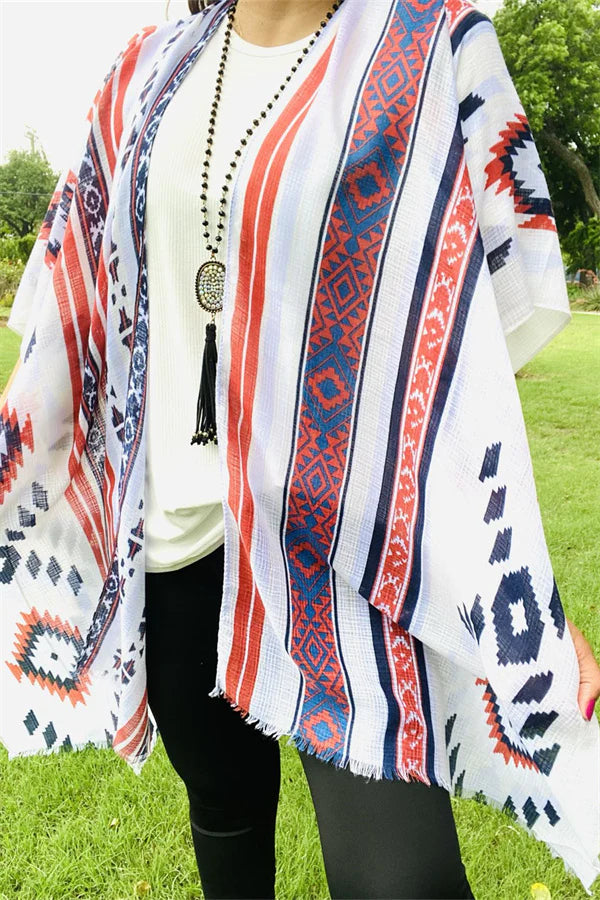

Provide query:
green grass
left=0, top=314, right=598, bottom=900
left=0, top=321, right=21, bottom=389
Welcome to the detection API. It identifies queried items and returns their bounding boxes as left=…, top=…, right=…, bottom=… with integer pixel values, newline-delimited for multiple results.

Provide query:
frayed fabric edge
left=0, top=728, right=151, bottom=778
left=208, top=682, right=439, bottom=785
left=207, top=684, right=600, bottom=896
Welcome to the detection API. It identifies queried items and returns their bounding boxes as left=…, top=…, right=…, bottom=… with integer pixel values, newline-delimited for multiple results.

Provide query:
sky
left=1, top=0, right=504, bottom=172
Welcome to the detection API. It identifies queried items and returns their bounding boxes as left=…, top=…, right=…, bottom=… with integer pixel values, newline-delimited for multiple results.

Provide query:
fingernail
left=585, top=699, right=596, bottom=721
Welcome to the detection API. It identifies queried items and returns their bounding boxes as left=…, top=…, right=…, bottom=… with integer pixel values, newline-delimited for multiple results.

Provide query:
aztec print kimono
left=1, top=0, right=599, bottom=891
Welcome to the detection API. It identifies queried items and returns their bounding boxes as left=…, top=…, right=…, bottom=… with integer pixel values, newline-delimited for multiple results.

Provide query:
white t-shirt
left=144, top=13, right=335, bottom=572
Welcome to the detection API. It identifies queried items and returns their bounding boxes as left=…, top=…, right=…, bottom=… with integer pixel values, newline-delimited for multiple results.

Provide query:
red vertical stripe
left=97, top=28, right=157, bottom=177
left=113, top=27, right=157, bottom=151
left=224, top=40, right=336, bottom=709
left=56, top=28, right=157, bottom=573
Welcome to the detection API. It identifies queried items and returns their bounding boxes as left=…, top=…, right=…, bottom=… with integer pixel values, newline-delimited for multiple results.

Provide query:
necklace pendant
left=195, top=257, right=226, bottom=314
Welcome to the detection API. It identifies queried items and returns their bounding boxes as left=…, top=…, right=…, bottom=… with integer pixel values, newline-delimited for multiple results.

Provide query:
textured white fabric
left=143, top=17, right=332, bottom=572
left=1, top=1, right=598, bottom=892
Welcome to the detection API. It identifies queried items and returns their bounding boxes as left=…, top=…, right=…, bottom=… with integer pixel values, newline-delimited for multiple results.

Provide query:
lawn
left=0, top=314, right=598, bottom=900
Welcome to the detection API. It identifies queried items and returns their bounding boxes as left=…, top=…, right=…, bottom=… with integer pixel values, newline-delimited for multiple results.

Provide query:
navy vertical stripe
left=400, top=231, right=484, bottom=627
left=413, top=635, right=438, bottom=784
left=329, top=4, right=445, bottom=767
left=359, top=113, right=465, bottom=604
left=283, top=0, right=399, bottom=737
left=368, top=604, right=401, bottom=778
left=450, top=9, right=492, bottom=55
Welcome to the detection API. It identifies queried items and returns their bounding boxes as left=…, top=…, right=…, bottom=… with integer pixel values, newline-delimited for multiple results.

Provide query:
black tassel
left=191, top=320, right=218, bottom=446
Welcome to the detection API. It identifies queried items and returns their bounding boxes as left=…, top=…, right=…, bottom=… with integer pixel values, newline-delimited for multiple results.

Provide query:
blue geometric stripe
left=512, top=671, right=553, bottom=705
left=519, top=710, right=558, bottom=740
left=479, top=442, right=501, bottom=481
left=544, top=800, right=560, bottom=826
left=489, top=527, right=512, bottom=564
left=484, top=485, right=506, bottom=523
left=522, top=796, right=540, bottom=827
left=548, top=578, right=565, bottom=639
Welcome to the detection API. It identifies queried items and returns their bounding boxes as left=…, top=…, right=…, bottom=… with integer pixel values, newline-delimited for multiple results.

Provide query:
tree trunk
left=540, top=129, right=600, bottom=218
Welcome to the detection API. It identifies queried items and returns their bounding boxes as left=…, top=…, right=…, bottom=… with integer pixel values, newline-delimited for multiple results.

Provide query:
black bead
left=200, top=193, right=206, bottom=200
left=225, top=173, right=232, bottom=180
left=235, top=149, right=242, bottom=156
left=203, top=231, right=209, bottom=238
left=253, top=119, right=259, bottom=126
left=216, top=235, right=222, bottom=242
left=261, top=110, right=267, bottom=117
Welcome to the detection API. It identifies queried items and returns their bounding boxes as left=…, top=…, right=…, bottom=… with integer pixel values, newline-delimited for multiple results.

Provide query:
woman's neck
left=232, top=0, right=337, bottom=47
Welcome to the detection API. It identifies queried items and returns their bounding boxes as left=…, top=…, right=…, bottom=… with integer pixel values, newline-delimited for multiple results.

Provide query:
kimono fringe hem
left=208, top=683, right=599, bottom=896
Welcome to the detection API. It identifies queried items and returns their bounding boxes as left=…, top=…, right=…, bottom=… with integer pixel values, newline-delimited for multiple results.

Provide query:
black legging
left=145, top=542, right=475, bottom=900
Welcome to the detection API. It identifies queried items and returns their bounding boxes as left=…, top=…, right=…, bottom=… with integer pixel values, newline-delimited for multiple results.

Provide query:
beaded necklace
left=191, top=0, right=346, bottom=446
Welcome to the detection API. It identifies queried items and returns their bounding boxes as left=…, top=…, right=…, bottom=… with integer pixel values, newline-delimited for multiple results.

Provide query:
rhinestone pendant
left=195, top=258, right=226, bottom=314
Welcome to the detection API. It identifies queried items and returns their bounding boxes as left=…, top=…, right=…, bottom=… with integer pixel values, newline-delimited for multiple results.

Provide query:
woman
left=1, top=0, right=599, bottom=897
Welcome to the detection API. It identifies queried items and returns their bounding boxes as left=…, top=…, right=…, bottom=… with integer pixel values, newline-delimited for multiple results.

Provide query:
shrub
left=568, top=284, right=600, bottom=311
left=0, top=233, right=36, bottom=263
left=0, top=258, right=25, bottom=308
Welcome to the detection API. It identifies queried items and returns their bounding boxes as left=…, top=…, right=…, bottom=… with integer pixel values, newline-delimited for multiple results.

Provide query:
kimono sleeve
left=450, top=10, right=571, bottom=373
left=6, top=25, right=160, bottom=350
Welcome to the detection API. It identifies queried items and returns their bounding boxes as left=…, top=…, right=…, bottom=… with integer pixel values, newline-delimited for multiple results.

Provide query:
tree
left=0, top=132, right=58, bottom=238
left=494, top=0, right=600, bottom=222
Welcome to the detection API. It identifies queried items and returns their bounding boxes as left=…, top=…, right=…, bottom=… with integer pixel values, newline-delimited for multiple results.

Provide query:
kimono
left=1, top=0, right=599, bottom=891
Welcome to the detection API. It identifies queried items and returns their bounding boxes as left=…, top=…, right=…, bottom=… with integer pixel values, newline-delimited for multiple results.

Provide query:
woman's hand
left=566, top=617, right=600, bottom=721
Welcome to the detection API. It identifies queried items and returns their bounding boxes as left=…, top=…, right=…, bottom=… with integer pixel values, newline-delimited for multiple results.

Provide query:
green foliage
left=0, top=147, right=58, bottom=238
left=0, top=232, right=36, bottom=263
left=0, top=258, right=24, bottom=307
left=568, top=284, right=600, bottom=311
left=562, top=216, right=600, bottom=271
left=493, top=0, right=600, bottom=237
left=494, top=0, right=600, bottom=146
